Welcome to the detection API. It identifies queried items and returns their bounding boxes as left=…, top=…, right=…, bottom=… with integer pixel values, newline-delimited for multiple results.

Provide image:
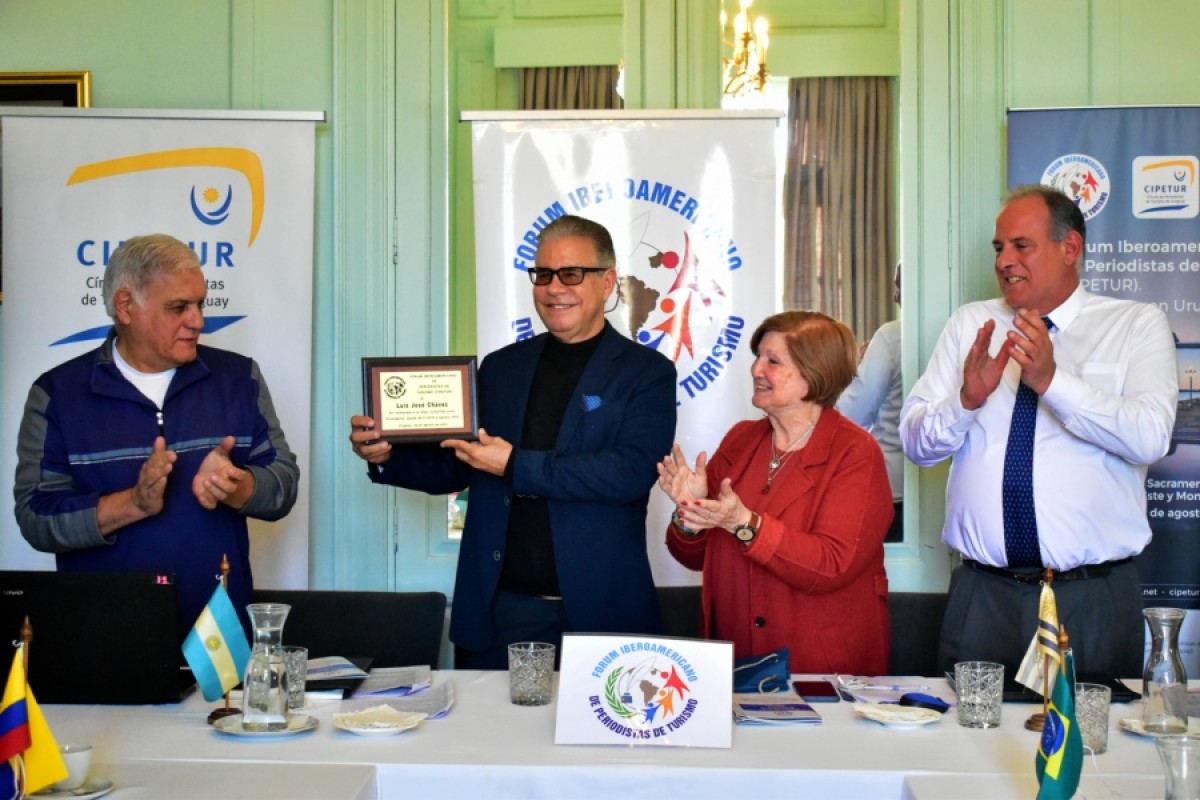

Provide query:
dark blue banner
left=1009, top=107, right=1200, bottom=648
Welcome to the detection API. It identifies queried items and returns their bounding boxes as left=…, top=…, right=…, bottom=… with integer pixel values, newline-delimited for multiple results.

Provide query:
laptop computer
left=1003, top=672, right=1141, bottom=704
left=0, top=570, right=196, bottom=704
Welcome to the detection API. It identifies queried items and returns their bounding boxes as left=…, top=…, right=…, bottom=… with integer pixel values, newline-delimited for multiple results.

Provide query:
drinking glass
left=1075, top=682, right=1111, bottom=754
left=954, top=661, right=1003, bottom=728
left=508, top=642, right=555, bottom=706
left=1157, top=734, right=1200, bottom=800
left=283, top=645, right=309, bottom=712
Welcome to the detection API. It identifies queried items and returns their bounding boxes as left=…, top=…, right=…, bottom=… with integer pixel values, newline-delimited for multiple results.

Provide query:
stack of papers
left=833, top=676, right=941, bottom=704
left=306, top=656, right=369, bottom=681
left=303, top=657, right=372, bottom=701
left=343, top=678, right=455, bottom=720
left=732, top=693, right=822, bottom=725
left=354, top=666, right=433, bottom=697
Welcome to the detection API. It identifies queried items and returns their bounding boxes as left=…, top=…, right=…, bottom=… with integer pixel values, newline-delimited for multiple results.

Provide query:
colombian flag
left=0, top=645, right=67, bottom=798
left=1035, top=648, right=1083, bottom=800
left=182, top=582, right=251, bottom=702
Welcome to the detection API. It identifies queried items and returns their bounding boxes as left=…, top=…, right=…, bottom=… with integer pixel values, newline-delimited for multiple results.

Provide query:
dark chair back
left=654, top=585, right=948, bottom=677
left=251, top=589, right=446, bottom=669
left=657, top=585, right=703, bottom=640
left=887, top=592, right=948, bottom=677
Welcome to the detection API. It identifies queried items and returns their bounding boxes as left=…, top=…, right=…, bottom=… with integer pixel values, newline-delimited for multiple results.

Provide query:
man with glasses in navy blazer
left=350, top=215, right=677, bottom=668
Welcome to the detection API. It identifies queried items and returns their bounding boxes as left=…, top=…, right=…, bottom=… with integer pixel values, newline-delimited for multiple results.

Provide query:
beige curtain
left=519, top=66, right=623, bottom=111
left=783, top=77, right=896, bottom=340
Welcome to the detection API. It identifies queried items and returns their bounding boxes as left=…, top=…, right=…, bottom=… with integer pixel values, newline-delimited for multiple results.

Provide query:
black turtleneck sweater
left=498, top=329, right=604, bottom=597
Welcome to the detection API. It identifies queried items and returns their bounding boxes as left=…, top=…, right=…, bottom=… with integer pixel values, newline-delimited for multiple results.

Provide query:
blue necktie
left=1002, top=316, right=1054, bottom=569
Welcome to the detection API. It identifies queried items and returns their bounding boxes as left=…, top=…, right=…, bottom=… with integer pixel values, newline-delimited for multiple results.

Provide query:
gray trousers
left=937, top=560, right=1144, bottom=679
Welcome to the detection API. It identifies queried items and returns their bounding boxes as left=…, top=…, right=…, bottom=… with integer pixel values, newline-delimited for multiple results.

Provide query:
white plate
left=1118, top=718, right=1200, bottom=737
left=333, top=705, right=426, bottom=737
left=852, top=702, right=943, bottom=728
left=213, top=713, right=318, bottom=737
left=32, top=777, right=114, bottom=799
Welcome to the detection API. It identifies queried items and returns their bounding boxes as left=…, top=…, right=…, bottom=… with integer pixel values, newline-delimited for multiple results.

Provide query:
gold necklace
left=761, top=419, right=816, bottom=494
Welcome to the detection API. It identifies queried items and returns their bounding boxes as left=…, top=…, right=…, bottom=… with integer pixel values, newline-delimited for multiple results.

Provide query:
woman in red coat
left=659, top=311, right=894, bottom=675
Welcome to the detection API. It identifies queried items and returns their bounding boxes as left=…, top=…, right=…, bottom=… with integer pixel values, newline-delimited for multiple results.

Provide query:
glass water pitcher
left=242, top=602, right=291, bottom=731
left=1143, top=606, right=1189, bottom=734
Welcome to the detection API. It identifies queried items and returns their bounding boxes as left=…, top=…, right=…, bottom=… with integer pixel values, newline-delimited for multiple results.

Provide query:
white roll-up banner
left=468, top=112, right=780, bottom=583
left=1, top=112, right=316, bottom=588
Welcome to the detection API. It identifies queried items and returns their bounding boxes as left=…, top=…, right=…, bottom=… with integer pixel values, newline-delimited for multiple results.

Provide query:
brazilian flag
left=1036, top=648, right=1083, bottom=799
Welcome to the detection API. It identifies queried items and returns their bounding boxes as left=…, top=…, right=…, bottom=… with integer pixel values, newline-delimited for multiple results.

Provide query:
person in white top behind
left=838, top=262, right=904, bottom=542
left=900, top=185, right=1177, bottom=679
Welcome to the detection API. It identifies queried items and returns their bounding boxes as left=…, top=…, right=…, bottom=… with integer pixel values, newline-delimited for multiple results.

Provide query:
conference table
left=41, top=671, right=1173, bottom=799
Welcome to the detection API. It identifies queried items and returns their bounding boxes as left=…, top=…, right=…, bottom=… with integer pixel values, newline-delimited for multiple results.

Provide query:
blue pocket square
left=581, top=395, right=604, bottom=412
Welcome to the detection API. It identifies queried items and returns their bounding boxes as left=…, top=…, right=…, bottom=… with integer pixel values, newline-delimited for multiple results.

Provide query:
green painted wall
left=2, top=0, right=1198, bottom=598
left=900, top=0, right=1200, bottom=590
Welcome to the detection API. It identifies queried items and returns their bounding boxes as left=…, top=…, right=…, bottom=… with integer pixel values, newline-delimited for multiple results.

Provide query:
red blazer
left=667, top=409, right=893, bottom=675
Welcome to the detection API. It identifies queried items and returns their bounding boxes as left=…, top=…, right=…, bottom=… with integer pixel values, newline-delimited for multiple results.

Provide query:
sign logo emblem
left=1041, top=154, right=1110, bottom=221
left=1132, top=156, right=1199, bottom=219
left=588, top=645, right=699, bottom=740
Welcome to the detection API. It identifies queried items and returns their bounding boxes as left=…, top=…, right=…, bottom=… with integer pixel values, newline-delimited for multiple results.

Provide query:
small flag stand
left=19, top=618, right=31, bottom=684
left=16, top=617, right=32, bottom=799
left=1025, top=569, right=1057, bottom=732
left=207, top=555, right=241, bottom=725
left=1035, top=627, right=1083, bottom=799
left=1, top=618, right=69, bottom=796
left=1025, top=624, right=1072, bottom=731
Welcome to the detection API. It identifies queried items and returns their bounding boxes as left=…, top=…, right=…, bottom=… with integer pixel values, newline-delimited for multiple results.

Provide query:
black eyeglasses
left=527, top=266, right=609, bottom=286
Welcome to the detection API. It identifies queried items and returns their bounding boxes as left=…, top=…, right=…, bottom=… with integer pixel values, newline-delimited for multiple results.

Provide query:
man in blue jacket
left=14, top=235, right=299, bottom=638
left=350, top=215, right=677, bottom=668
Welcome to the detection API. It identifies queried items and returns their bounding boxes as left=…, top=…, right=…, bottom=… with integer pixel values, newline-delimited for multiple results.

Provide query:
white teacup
left=51, top=743, right=92, bottom=791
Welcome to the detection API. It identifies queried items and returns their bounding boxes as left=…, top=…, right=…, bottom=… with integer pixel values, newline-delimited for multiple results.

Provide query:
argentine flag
left=182, top=582, right=251, bottom=702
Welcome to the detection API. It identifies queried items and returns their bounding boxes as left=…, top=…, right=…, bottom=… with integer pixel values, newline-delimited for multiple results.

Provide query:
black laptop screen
left=0, top=571, right=195, bottom=704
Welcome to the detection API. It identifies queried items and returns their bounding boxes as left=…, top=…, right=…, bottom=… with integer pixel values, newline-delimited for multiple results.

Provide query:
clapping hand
left=193, top=435, right=248, bottom=510
left=960, top=319, right=1015, bottom=411
left=132, top=436, right=175, bottom=516
left=675, top=478, right=747, bottom=533
left=657, top=444, right=708, bottom=507
left=1007, top=309, right=1056, bottom=395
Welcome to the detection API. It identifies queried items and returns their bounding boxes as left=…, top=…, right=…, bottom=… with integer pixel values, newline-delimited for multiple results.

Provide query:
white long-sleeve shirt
left=899, top=285, right=1177, bottom=569
left=838, top=319, right=903, bottom=501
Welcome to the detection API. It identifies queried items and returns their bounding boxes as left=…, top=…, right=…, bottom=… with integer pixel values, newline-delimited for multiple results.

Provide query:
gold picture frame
left=0, top=71, right=91, bottom=108
left=0, top=71, right=91, bottom=302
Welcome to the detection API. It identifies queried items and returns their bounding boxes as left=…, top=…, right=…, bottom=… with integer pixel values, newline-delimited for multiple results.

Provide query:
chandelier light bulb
left=720, top=0, right=769, bottom=98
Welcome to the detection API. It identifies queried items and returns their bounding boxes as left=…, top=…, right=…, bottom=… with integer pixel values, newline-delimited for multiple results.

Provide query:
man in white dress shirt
left=838, top=262, right=904, bottom=542
left=900, top=185, right=1177, bottom=678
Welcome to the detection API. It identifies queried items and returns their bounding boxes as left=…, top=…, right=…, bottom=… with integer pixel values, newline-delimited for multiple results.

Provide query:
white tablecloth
left=39, top=672, right=1169, bottom=799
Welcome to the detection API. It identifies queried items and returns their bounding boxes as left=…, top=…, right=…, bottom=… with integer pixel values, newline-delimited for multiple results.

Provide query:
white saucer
left=213, top=713, right=318, bottom=737
left=333, top=705, right=426, bottom=737
left=33, top=777, right=114, bottom=799
left=1118, top=718, right=1200, bottom=737
left=853, top=702, right=942, bottom=728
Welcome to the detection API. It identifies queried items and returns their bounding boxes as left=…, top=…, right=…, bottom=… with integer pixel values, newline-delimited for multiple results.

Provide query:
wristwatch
left=733, top=511, right=762, bottom=544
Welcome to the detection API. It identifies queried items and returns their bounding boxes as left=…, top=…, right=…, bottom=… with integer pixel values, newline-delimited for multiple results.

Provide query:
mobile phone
left=792, top=680, right=841, bottom=703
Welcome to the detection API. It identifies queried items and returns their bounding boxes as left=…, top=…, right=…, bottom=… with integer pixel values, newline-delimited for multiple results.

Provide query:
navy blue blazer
left=371, top=323, right=677, bottom=652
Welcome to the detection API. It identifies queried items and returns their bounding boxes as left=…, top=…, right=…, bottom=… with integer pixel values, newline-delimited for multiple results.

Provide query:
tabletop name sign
left=554, top=634, right=732, bottom=749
